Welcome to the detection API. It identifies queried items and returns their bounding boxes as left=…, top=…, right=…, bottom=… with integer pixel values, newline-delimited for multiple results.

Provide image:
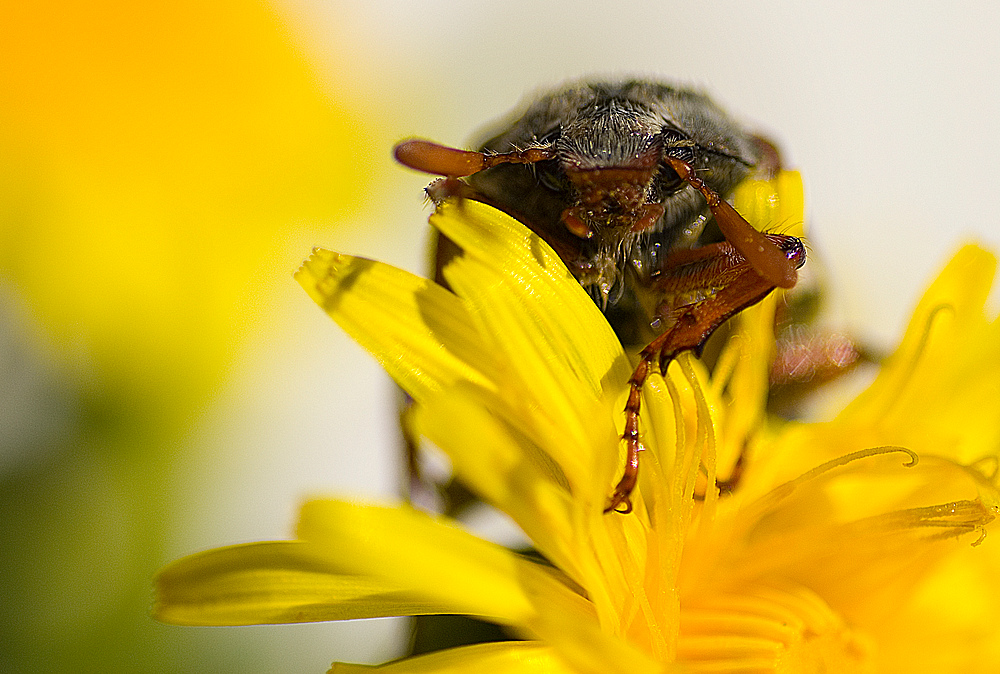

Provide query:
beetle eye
left=664, top=146, right=695, bottom=163
left=655, top=128, right=694, bottom=194
left=660, top=128, right=696, bottom=164
left=660, top=129, right=696, bottom=164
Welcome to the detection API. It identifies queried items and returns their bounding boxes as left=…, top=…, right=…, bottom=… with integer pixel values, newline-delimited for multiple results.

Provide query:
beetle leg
left=665, top=157, right=798, bottom=290
left=605, top=331, right=669, bottom=513
left=605, top=234, right=806, bottom=514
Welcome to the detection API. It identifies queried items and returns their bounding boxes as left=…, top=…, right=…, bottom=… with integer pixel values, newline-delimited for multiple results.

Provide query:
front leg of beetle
left=604, top=235, right=806, bottom=514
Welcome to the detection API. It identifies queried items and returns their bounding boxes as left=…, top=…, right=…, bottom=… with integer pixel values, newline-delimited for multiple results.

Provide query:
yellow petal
left=444, top=251, right=602, bottom=473
left=295, top=500, right=587, bottom=628
left=295, top=249, right=496, bottom=401
left=294, top=501, right=657, bottom=674
left=153, top=541, right=449, bottom=626
left=412, top=384, right=582, bottom=577
left=431, top=200, right=631, bottom=395
left=871, top=535, right=1000, bottom=673
left=431, top=200, right=630, bottom=493
left=329, top=642, right=572, bottom=674
left=731, top=170, right=805, bottom=238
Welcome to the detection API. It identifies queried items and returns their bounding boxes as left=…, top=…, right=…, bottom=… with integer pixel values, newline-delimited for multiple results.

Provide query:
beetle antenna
left=394, top=139, right=555, bottom=177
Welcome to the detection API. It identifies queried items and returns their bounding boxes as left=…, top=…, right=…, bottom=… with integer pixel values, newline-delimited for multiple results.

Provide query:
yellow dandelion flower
left=155, top=172, right=1000, bottom=674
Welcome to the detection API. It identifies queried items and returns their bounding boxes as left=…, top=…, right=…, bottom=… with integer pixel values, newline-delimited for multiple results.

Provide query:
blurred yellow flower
left=1, top=1, right=379, bottom=671
left=155, top=174, right=1000, bottom=673
left=0, top=0, right=375, bottom=398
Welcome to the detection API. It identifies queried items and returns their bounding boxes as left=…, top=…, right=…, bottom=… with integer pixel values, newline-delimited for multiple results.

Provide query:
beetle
left=394, top=79, right=806, bottom=513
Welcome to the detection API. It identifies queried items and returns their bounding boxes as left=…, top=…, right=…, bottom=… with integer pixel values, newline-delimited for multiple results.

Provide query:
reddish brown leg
left=605, top=335, right=668, bottom=514
left=604, top=235, right=806, bottom=514
left=665, top=157, right=798, bottom=290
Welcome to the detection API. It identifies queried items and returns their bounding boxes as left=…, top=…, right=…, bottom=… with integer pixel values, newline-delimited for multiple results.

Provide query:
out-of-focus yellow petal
left=296, top=249, right=496, bottom=401
left=837, top=245, right=1000, bottom=463
left=732, top=170, right=805, bottom=238
left=154, top=541, right=452, bottom=626
left=871, top=535, right=1000, bottom=673
left=329, top=642, right=572, bottom=674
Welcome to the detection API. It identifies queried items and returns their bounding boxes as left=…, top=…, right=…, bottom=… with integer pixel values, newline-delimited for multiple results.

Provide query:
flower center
left=678, top=583, right=875, bottom=673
